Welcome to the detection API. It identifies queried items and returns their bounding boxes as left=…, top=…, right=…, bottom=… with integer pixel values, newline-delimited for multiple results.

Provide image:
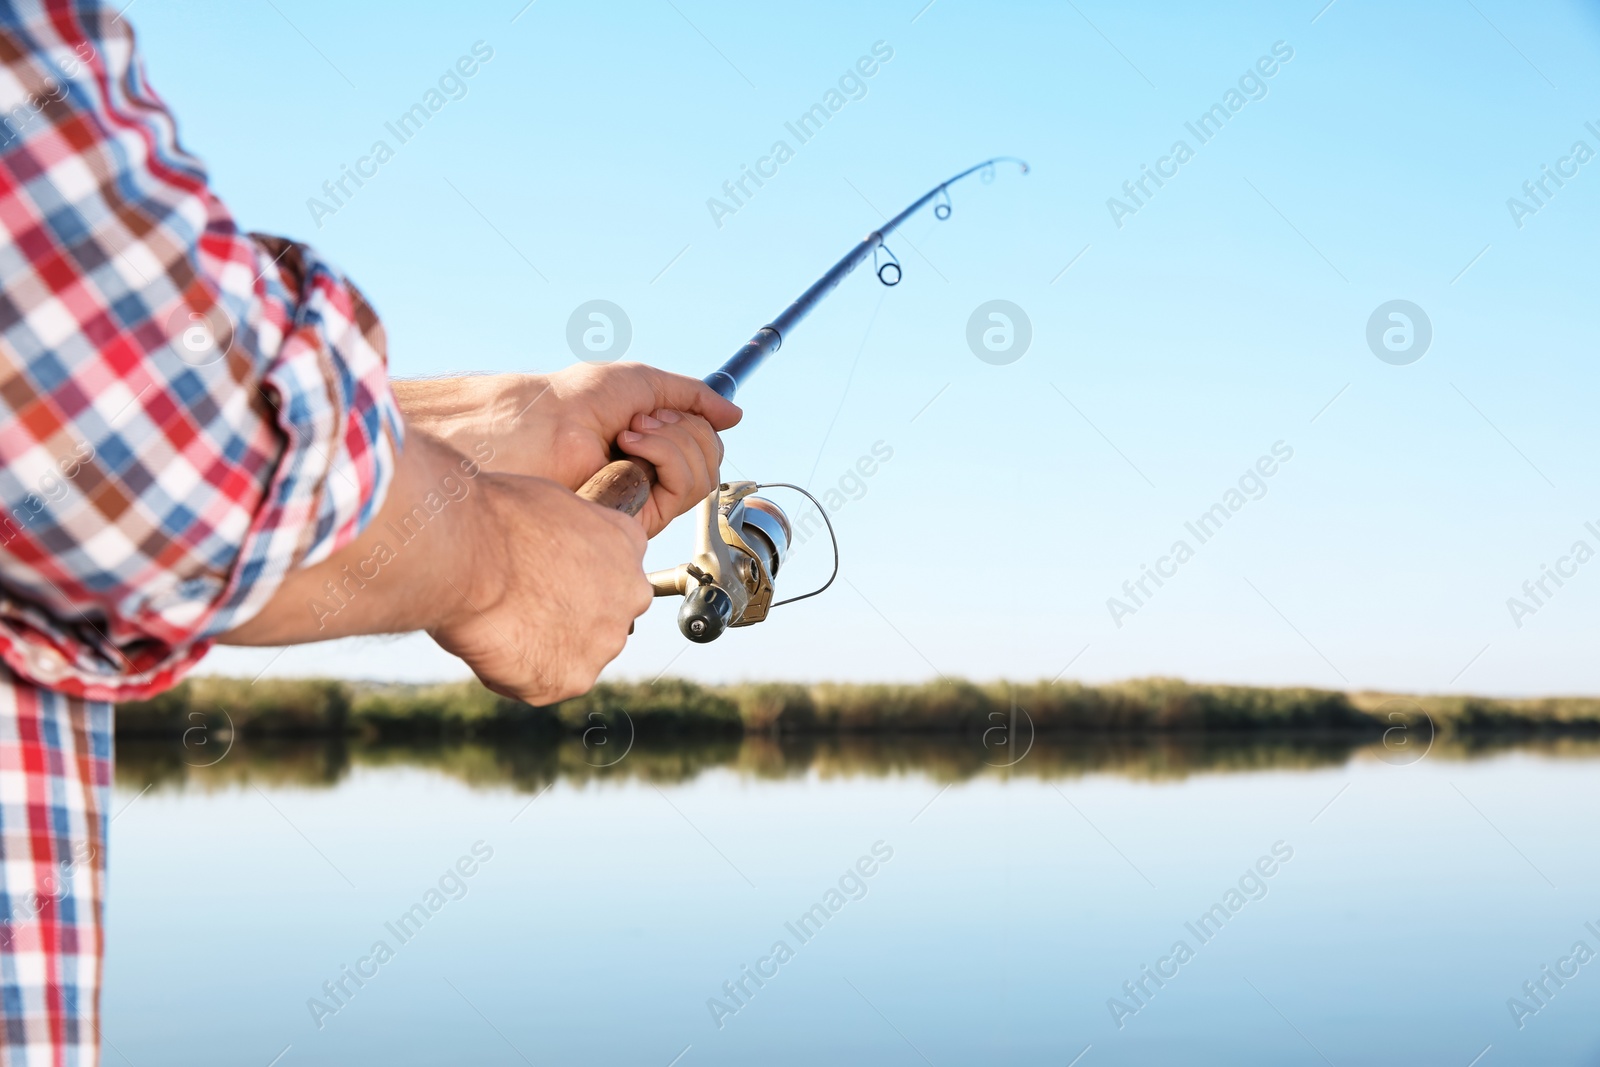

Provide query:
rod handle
left=577, top=457, right=656, bottom=516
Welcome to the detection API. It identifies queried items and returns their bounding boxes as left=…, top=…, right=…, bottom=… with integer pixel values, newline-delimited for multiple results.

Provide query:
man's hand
left=428, top=472, right=652, bottom=703
left=394, top=362, right=742, bottom=536
left=220, top=432, right=656, bottom=704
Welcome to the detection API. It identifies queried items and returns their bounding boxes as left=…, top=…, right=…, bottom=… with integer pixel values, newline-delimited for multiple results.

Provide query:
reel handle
left=576, top=457, right=657, bottom=516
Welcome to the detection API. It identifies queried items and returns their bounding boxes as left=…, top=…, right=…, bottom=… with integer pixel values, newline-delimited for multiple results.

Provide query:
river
left=104, top=735, right=1600, bottom=1064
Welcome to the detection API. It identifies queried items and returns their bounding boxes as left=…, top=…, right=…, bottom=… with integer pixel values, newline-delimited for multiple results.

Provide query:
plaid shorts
left=0, top=672, right=109, bottom=1066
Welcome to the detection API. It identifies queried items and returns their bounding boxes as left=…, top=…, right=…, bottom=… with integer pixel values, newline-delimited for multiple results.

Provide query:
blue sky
left=156, top=0, right=1600, bottom=694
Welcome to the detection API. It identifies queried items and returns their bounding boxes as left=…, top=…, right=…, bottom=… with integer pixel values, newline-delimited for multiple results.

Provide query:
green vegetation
left=117, top=675, right=1600, bottom=741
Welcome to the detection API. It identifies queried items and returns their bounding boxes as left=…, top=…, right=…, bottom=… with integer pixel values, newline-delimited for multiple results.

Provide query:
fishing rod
left=578, top=156, right=1029, bottom=642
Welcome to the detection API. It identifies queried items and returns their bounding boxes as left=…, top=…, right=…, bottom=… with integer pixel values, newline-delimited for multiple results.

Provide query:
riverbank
left=116, top=675, right=1600, bottom=742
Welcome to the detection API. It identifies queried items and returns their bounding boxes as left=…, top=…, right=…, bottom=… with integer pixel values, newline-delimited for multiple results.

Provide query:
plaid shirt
left=0, top=9, right=401, bottom=701
left=0, top=2, right=403, bottom=1060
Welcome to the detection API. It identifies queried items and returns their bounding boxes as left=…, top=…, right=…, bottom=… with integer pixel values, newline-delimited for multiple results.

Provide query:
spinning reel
left=647, top=481, right=835, bottom=643
left=576, top=157, right=1026, bottom=641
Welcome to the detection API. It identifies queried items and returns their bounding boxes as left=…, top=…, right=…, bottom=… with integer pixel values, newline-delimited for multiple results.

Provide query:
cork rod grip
left=576, top=457, right=657, bottom=517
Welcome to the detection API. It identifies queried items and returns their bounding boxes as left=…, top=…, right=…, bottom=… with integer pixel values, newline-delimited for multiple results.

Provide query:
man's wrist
left=383, top=430, right=505, bottom=634
left=218, top=429, right=499, bottom=645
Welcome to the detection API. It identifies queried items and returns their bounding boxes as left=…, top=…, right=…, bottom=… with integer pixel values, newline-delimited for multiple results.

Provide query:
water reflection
left=116, top=731, right=1600, bottom=794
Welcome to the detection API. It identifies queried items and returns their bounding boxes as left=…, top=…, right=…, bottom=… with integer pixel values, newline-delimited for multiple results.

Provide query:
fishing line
left=804, top=289, right=888, bottom=493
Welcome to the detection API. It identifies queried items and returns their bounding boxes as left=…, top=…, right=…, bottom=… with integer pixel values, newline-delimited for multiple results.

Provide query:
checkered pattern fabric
left=0, top=671, right=108, bottom=1065
left=0, top=3, right=404, bottom=1062
left=0, top=5, right=402, bottom=703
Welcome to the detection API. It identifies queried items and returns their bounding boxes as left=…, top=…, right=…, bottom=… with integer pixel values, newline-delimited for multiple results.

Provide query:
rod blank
left=703, top=157, right=1028, bottom=400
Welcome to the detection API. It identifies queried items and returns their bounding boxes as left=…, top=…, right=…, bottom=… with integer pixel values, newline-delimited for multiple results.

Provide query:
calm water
left=105, top=736, right=1600, bottom=1065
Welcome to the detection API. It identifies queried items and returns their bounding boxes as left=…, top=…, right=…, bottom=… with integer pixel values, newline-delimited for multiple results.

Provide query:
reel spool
left=647, top=481, right=834, bottom=643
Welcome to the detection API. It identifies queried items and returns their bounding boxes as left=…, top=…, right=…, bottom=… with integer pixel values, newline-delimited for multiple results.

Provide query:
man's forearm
left=218, top=431, right=496, bottom=646
left=390, top=374, right=551, bottom=471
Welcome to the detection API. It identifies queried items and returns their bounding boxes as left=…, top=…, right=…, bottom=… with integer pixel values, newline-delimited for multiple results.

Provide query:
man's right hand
left=219, top=431, right=662, bottom=705
left=428, top=472, right=653, bottom=704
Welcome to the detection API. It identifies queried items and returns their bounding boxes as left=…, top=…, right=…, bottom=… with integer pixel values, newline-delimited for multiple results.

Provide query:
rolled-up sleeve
left=0, top=4, right=403, bottom=701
